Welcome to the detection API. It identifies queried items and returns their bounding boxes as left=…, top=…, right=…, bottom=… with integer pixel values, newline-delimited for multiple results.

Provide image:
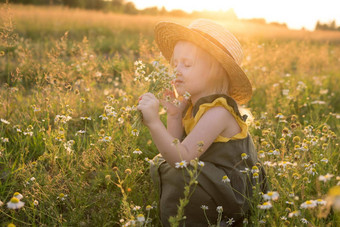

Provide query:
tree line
left=315, top=20, right=340, bottom=32
left=2, top=0, right=237, bottom=19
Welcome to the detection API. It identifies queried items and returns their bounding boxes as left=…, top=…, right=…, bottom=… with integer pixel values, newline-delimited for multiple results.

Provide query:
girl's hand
left=160, top=89, right=188, bottom=118
left=137, top=93, right=160, bottom=127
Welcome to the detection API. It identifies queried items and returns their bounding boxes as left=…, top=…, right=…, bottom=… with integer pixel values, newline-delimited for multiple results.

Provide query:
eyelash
left=172, top=62, right=192, bottom=68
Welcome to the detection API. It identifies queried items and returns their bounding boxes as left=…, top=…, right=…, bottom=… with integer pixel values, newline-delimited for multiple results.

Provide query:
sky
left=130, top=0, right=340, bottom=30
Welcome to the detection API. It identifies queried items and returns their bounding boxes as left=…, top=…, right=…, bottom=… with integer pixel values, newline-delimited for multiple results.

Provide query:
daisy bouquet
left=132, top=59, right=177, bottom=131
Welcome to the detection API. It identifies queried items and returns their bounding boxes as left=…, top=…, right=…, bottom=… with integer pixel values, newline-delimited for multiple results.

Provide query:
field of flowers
left=0, top=4, right=339, bottom=226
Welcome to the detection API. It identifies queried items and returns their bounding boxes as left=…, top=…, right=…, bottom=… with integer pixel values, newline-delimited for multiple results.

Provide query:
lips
left=174, top=79, right=183, bottom=85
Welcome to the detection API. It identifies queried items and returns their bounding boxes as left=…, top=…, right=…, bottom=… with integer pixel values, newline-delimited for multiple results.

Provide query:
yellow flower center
left=10, top=197, right=19, bottom=203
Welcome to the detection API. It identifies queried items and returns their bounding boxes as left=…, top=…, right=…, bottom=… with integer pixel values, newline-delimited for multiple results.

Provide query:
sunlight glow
left=131, top=0, right=340, bottom=30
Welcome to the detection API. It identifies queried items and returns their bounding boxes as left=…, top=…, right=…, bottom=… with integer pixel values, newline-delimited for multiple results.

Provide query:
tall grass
left=0, top=4, right=339, bottom=226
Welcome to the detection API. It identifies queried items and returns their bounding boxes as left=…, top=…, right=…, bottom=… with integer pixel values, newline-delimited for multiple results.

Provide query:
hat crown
left=188, top=19, right=243, bottom=65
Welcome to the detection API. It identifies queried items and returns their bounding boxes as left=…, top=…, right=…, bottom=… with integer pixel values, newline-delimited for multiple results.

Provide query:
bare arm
left=137, top=93, right=239, bottom=167
left=167, top=114, right=184, bottom=140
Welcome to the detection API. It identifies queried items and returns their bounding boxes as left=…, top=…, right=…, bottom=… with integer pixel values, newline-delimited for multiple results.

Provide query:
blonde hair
left=192, top=43, right=230, bottom=95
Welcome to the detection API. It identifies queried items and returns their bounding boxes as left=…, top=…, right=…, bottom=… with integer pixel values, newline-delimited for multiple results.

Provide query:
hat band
left=191, top=28, right=235, bottom=61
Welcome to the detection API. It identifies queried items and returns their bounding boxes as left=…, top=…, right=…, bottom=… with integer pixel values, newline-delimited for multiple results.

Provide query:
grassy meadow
left=0, top=3, right=340, bottom=226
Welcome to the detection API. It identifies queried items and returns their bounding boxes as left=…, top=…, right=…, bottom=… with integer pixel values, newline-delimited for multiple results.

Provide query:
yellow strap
left=183, top=97, right=248, bottom=143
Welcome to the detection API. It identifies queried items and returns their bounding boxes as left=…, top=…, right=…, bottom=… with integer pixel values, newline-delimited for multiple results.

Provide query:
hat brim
left=154, top=21, right=252, bottom=104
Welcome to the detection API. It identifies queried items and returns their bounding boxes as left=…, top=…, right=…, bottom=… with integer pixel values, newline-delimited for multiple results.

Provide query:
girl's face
left=172, top=41, right=212, bottom=103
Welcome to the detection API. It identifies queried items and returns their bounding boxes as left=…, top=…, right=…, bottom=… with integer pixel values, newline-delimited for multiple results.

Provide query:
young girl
left=137, top=19, right=267, bottom=226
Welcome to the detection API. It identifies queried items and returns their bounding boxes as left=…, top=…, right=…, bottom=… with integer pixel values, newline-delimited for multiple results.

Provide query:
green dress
left=150, top=94, right=267, bottom=226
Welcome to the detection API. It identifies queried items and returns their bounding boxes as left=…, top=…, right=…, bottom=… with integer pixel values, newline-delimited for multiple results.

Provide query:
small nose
left=175, top=67, right=182, bottom=77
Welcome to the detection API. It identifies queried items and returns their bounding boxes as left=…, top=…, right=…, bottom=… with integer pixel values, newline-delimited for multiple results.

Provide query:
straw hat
left=154, top=18, right=252, bottom=104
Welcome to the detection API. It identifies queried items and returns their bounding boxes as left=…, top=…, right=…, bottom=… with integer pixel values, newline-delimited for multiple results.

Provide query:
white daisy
left=7, top=197, right=25, bottom=209
left=175, top=160, right=187, bottom=168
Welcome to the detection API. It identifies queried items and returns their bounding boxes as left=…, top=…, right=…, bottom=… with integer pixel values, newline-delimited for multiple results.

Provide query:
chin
left=176, top=88, right=186, bottom=96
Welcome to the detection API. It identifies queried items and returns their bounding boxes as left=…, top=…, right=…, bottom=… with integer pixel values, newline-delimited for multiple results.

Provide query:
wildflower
left=258, top=150, right=265, bottom=158
left=254, top=121, right=261, bottom=129
left=243, top=218, right=248, bottom=224
left=261, top=141, right=269, bottom=147
left=95, top=71, right=102, bottom=78
left=1, top=137, right=9, bottom=143
left=278, top=161, right=292, bottom=168
left=80, top=116, right=92, bottom=121
left=292, top=173, right=300, bottom=179
left=310, top=137, right=318, bottom=145
left=251, top=166, right=259, bottom=173
left=279, top=137, right=285, bottom=144
left=275, top=113, right=285, bottom=119
left=183, top=92, right=191, bottom=100
left=197, top=161, right=205, bottom=167
left=311, top=100, right=326, bottom=105
left=300, top=200, right=317, bottom=209
left=240, top=168, right=250, bottom=173
left=273, top=149, right=280, bottom=155
left=288, top=210, right=300, bottom=218
left=241, top=153, right=248, bottom=160
left=319, top=173, right=334, bottom=182
left=7, top=224, right=16, bottom=227
left=125, top=169, right=132, bottom=174
left=201, top=205, right=208, bottom=210
left=57, top=193, right=68, bottom=201
left=145, top=158, right=154, bottom=165
left=33, top=200, right=39, bottom=206
left=75, top=130, right=86, bottom=136
left=286, top=201, right=294, bottom=205
left=32, top=105, right=41, bottom=112
left=222, top=175, right=230, bottom=183
left=137, top=214, right=145, bottom=223
left=263, top=191, right=279, bottom=201
left=7, top=197, right=25, bottom=209
left=0, top=118, right=10, bottom=125
left=13, top=192, right=23, bottom=200
left=322, top=143, right=328, bottom=150
left=171, top=138, right=180, bottom=146
left=253, top=172, right=259, bottom=179
left=101, top=136, right=112, bottom=142
left=216, top=206, right=223, bottom=213
left=30, top=177, right=36, bottom=181
left=293, top=136, right=300, bottom=143
left=282, top=89, right=289, bottom=96
left=133, top=148, right=142, bottom=155
left=315, top=199, right=327, bottom=206
left=290, top=123, right=297, bottom=130
left=146, top=205, right=152, bottom=211
left=175, top=160, right=187, bottom=168
left=118, top=117, right=124, bottom=124
left=257, top=201, right=272, bottom=209
left=99, top=114, right=108, bottom=120
left=197, top=141, right=204, bottom=152
left=300, top=218, right=308, bottom=224
left=131, top=129, right=139, bottom=136
left=226, top=218, right=235, bottom=226
left=307, top=168, right=317, bottom=176
left=294, top=152, right=301, bottom=159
